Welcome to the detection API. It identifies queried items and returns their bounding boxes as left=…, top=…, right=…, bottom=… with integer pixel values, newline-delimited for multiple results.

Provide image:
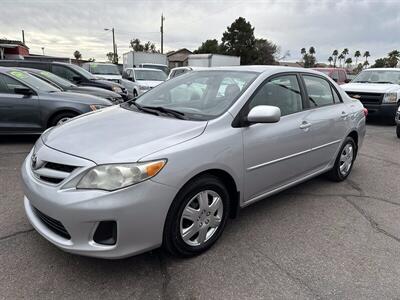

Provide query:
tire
left=49, top=112, right=78, bottom=127
left=396, top=125, right=400, bottom=139
left=328, top=136, right=356, bottom=182
left=163, top=175, right=230, bottom=257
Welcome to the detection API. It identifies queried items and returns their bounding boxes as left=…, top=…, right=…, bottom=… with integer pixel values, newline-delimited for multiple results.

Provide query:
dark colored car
left=0, top=60, right=129, bottom=100
left=19, top=68, right=124, bottom=104
left=312, top=68, right=351, bottom=85
left=0, top=67, right=112, bottom=134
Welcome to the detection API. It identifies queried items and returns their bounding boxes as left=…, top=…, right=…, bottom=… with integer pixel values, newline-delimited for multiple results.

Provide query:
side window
left=249, top=74, right=303, bottom=116
left=52, top=65, right=79, bottom=82
left=0, top=74, right=26, bottom=94
left=331, top=70, right=339, bottom=82
left=303, top=75, right=335, bottom=107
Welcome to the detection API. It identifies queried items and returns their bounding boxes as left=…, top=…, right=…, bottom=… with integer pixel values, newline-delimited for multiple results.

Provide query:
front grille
left=32, top=160, right=78, bottom=185
left=45, top=162, right=77, bottom=173
left=32, top=206, right=71, bottom=239
left=346, top=91, right=384, bottom=104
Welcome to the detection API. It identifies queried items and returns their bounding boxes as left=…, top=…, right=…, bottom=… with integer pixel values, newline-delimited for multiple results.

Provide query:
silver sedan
left=21, top=66, right=366, bottom=258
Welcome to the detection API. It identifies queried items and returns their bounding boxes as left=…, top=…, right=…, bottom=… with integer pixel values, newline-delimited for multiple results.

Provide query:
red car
left=312, top=68, right=351, bottom=85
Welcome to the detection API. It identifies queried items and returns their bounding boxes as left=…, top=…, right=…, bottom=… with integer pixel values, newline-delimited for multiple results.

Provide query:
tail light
left=363, top=108, right=368, bottom=117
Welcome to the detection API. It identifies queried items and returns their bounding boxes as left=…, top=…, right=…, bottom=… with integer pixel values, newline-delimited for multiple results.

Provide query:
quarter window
left=303, top=75, right=335, bottom=107
left=52, top=65, right=80, bottom=82
left=249, top=74, right=303, bottom=116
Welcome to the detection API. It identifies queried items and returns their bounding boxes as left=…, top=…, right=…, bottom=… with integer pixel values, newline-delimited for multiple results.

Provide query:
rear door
left=0, top=73, right=41, bottom=133
left=301, top=74, right=349, bottom=170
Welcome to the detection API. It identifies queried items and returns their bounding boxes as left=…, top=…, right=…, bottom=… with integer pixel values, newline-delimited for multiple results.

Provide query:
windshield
left=37, top=70, right=76, bottom=88
left=89, top=64, right=121, bottom=75
left=353, top=70, right=400, bottom=84
left=7, top=70, right=60, bottom=92
left=141, top=64, right=169, bottom=74
left=68, top=64, right=97, bottom=80
left=133, top=70, right=258, bottom=120
left=135, top=69, right=167, bottom=81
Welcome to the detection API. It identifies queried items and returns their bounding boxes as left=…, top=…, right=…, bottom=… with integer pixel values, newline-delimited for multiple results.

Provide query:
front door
left=0, top=73, right=41, bottom=133
left=242, top=74, right=314, bottom=203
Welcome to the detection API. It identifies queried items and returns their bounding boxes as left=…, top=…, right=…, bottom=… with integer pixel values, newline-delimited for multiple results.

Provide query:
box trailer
left=188, top=54, right=240, bottom=67
left=123, top=52, right=167, bottom=70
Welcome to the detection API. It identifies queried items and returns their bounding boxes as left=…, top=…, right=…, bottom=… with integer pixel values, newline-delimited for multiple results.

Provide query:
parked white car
left=138, top=63, right=169, bottom=75
left=83, top=63, right=140, bottom=98
left=167, top=67, right=206, bottom=80
left=342, top=68, right=400, bottom=124
left=122, top=68, right=167, bottom=94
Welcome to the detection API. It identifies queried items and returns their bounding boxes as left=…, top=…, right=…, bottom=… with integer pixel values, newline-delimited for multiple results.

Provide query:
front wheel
left=163, top=175, right=230, bottom=257
left=49, top=112, right=78, bottom=127
left=396, top=125, right=400, bottom=138
left=328, top=137, right=356, bottom=182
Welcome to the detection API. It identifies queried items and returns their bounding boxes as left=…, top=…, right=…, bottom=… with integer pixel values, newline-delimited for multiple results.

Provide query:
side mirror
left=14, top=87, right=34, bottom=96
left=72, top=75, right=82, bottom=84
left=344, top=78, right=351, bottom=83
left=247, top=105, right=281, bottom=124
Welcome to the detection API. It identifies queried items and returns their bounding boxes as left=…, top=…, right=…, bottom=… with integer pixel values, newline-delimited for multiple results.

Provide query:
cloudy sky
left=1, top=0, right=399, bottom=64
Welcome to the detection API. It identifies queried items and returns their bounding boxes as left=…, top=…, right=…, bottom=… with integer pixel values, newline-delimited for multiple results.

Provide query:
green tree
left=129, top=39, right=158, bottom=53
left=252, top=38, right=278, bottom=65
left=363, top=60, right=369, bottom=69
left=332, top=49, right=339, bottom=67
left=106, top=52, right=117, bottom=62
left=73, top=50, right=82, bottom=61
left=194, top=39, right=221, bottom=54
left=354, top=50, right=361, bottom=65
left=221, top=17, right=256, bottom=65
left=303, top=53, right=316, bottom=68
left=363, top=51, right=370, bottom=63
left=87, top=57, right=95, bottom=62
left=309, top=46, right=316, bottom=57
left=345, top=57, right=352, bottom=68
left=387, top=50, right=400, bottom=67
left=371, top=58, right=387, bottom=68
left=328, top=56, right=333, bottom=66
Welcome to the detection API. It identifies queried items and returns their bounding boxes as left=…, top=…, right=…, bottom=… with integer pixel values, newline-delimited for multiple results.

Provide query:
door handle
left=299, top=121, right=312, bottom=130
left=341, top=111, right=349, bottom=118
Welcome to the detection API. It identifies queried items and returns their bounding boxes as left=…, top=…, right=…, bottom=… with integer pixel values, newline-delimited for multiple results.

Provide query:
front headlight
left=112, top=86, right=123, bottom=93
left=383, top=92, right=398, bottom=103
left=76, top=160, right=166, bottom=191
left=90, top=104, right=109, bottom=111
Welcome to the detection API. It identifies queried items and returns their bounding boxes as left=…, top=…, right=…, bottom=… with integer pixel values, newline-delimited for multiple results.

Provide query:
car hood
left=41, top=106, right=207, bottom=164
left=68, top=86, right=121, bottom=99
left=138, top=80, right=164, bottom=88
left=342, top=83, right=400, bottom=93
left=40, top=91, right=112, bottom=105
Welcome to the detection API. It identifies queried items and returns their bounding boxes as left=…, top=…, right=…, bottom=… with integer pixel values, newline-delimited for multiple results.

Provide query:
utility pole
left=160, top=14, right=165, bottom=54
left=22, top=30, right=25, bottom=44
left=105, top=27, right=117, bottom=64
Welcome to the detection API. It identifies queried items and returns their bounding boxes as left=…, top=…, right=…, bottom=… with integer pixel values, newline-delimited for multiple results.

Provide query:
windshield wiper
left=370, top=81, right=394, bottom=84
left=142, top=106, right=187, bottom=120
left=122, top=101, right=160, bottom=116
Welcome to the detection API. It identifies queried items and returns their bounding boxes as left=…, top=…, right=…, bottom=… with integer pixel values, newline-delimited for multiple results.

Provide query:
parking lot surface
left=1, top=124, right=399, bottom=299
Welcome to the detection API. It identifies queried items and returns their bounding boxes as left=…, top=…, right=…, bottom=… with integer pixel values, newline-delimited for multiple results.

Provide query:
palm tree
left=338, top=53, right=345, bottom=67
left=309, top=46, right=316, bottom=57
left=342, top=48, right=349, bottom=64
left=363, top=51, right=370, bottom=64
left=301, top=48, right=306, bottom=62
left=73, top=50, right=82, bottom=63
left=328, top=56, right=333, bottom=67
left=354, top=50, right=361, bottom=65
left=345, top=57, right=352, bottom=68
left=387, top=50, right=400, bottom=67
left=332, top=49, right=339, bottom=67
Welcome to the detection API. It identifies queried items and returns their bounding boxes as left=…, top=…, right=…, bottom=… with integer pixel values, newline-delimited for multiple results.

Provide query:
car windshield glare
left=7, top=70, right=60, bottom=92
left=90, top=64, right=121, bottom=75
left=134, top=70, right=258, bottom=120
left=353, top=70, right=400, bottom=84
left=136, top=70, right=167, bottom=81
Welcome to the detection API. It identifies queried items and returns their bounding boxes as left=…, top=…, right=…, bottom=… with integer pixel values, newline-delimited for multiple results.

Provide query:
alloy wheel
left=339, top=143, right=354, bottom=176
left=180, top=190, right=224, bottom=247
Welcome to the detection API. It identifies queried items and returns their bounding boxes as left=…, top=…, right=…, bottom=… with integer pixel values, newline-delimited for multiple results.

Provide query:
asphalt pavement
left=0, top=123, right=399, bottom=299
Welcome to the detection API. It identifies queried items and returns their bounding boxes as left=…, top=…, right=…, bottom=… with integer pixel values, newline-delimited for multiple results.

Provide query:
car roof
left=133, top=67, right=164, bottom=72
left=362, top=68, right=400, bottom=72
left=0, top=66, right=29, bottom=73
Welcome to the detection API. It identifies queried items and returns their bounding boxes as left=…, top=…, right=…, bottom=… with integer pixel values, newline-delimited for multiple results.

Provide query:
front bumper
left=21, top=146, right=177, bottom=259
left=363, top=103, right=398, bottom=119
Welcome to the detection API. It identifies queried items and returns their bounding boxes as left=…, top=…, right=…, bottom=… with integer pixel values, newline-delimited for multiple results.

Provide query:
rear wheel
left=163, top=175, right=230, bottom=257
left=328, top=136, right=356, bottom=182
left=396, top=125, right=400, bottom=138
left=49, top=112, right=78, bottom=127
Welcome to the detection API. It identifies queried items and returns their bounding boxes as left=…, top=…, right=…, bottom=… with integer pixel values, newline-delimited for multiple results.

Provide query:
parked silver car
left=21, top=66, right=366, bottom=258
